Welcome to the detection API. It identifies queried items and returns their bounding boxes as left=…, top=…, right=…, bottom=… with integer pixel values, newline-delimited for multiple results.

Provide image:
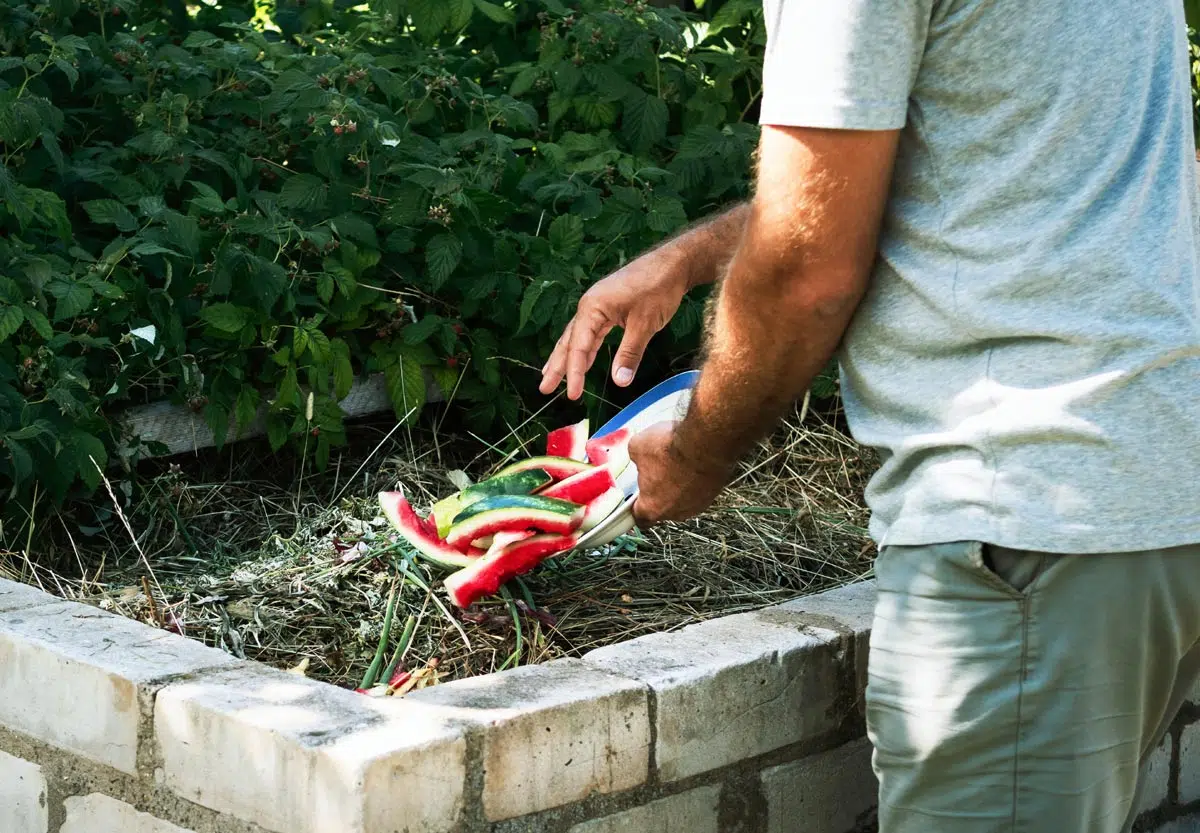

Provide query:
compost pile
left=4, top=403, right=877, bottom=693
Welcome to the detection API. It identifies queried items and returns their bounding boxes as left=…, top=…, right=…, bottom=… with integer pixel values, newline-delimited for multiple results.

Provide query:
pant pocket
left=978, top=543, right=1052, bottom=595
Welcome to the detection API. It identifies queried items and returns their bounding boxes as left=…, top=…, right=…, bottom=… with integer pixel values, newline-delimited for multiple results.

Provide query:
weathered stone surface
left=407, top=658, right=650, bottom=821
left=61, top=794, right=196, bottom=833
left=0, top=602, right=237, bottom=773
left=568, top=785, right=721, bottom=833
left=0, top=579, right=56, bottom=613
left=584, top=611, right=846, bottom=782
left=1139, top=734, right=1173, bottom=814
left=0, top=749, right=48, bottom=833
left=773, top=581, right=876, bottom=701
left=1179, top=722, right=1200, bottom=806
left=1155, top=815, right=1200, bottom=833
left=155, top=665, right=466, bottom=833
left=762, top=738, right=877, bottom=833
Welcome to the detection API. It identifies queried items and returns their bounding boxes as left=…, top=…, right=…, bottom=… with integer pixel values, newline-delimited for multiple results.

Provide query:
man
left=540, top=1, right=1200, bottom=831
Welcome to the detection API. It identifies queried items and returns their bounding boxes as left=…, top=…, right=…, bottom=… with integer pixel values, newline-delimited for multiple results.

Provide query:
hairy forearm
left=657, top=202, right=751, bottom=291
left=672, top=225, right=869, bottom=476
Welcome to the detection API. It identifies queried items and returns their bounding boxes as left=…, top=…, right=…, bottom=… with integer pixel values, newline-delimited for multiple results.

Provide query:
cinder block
left=0, top=579, right=57, bottom=613
left=568, top=785, right=721, bottom=833
left=773, top=581, right=876, bottom=700
left=584, top=610, right=846, bottom=782
left=1179, top=722, right=1200, bottom=805
left=0, top=749, right=48, bottom=833
left=0, top=602, right=237, bottom=773
left=61, top=794, right=196, bottom=833
left=1138, top=733, right=1173, bottom=814
left=155, top=665, right=466, bottom=833
left=406, top=658, right=650, bottom=821
left=762, top=738, right=877, bottom=833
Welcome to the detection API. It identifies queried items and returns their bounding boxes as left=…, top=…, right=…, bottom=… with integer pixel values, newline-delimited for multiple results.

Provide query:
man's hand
left=540, top=204, right=750, bottom=400
left=629, top=421, right=732, bottom=527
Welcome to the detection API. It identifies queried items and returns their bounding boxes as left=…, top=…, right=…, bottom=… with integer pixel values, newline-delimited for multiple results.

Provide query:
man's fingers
left=612, top=315, right=657, bottom=388
left=565, top=308, right=613, bottom=400
left=538, top=320, right=574, bottom=394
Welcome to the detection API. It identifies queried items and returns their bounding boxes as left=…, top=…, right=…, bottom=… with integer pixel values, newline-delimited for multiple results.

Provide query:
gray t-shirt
left=760, top=0, right=1200, bottom=553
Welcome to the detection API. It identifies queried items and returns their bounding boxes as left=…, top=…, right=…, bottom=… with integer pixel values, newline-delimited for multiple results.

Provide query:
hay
left=1, top=400, right=876, bottom=693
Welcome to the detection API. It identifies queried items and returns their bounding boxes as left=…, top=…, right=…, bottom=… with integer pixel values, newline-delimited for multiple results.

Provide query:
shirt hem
left=757, top=97, right=908, bottom=131
left=874, top=515, right=1200, bottom=556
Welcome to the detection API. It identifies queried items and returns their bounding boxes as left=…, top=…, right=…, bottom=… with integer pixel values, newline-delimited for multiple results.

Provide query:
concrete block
left=762, top=738, right=877, bottom=833
left=0, top=749, right=48, bottom=833
left=1180, top=722, right=1200, bottom=805
left=568, top=785, right=721, bottom=833
left=61, top=794, right=196, bottom=833
left=0, top=602, right=237, bottom=773
left=773, top=581, right=876, bottom=700
left=1156, top=815, right=1200, bottom=833
left=1137, top=733, right=1172, bottom=814
left=584, top=610, right=846, bottom=782
left=155, top=665, right=466, bottom=833
left=0, top=579, right=56, bottom=613
left=407, top=658, right=650, bottom=821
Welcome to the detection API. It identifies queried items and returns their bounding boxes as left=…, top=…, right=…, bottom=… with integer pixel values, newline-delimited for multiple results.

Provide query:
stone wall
left=1, top=576, right=1196, bottom=832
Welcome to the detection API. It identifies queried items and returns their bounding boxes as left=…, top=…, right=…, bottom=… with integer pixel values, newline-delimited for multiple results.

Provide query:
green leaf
left=279, top=174, right=328, bottom=211
left=23, top=307, right=52, bottom=339
left=198, top=303, right=252, bottom=333
left=403, top=314, right=443, bottom=345
left=548, top=214, right=584, bottom=256
left=49, top=281, right=93, bottom=322
left=431, top=365, right=461, bottom=399
left=384, top=350, right=427, bottom=424
left=315, top=272, right=334, bottom=304
left=622, top=92, right=669, bottom=153
left=409, top=0, right=450, bottom=39
left=182, top=30, right=220, bottom=47
left=331, top=338, right=354, bottom=400
left=70, top=431, right=107, bottom=491
left=509, top=66, right=540, bottom=98
left=473, top=0, right=514, bottom=23
left=131, top=242, right=181, bottom=258
left=425, top=234, right=462, bottom=290
left=266, top=414, right=289, bottom=452
left=234, top=386, right=260, bottom=437
left=138, top=195, right=166, bottom=218
left=518, top=280, right=549, bottom=334
left=574, top=97, right=619, bottom=129
left=166, top=212, right=202, bottom=257
left=82, top=199, right=137, bottom=232
left=187, top=180, right=227, bottom=215
left=205, top=402, right=230, bottom=449
left=646, top=195, right=688, bottom=234
left=447, top=0, right=474, bottom=30
left=0, top=306, right=23, bottom=342
left=6, top=439, right=32, bottom=486
left=275, top=363, right=300, bottom=411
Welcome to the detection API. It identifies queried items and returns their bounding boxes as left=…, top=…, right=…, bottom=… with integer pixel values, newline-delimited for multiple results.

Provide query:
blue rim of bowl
left=591, top=370, right=700, bottom=440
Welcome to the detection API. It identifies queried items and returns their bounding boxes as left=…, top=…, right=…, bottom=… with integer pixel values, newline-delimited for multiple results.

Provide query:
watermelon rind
left=430, top=468, right=553, bottom=539
left=379, top=491, right=475, bottom=570
left=446, top=494, right=584, bottom=548
left=546, top=418, right=590, bottom=461
left=444, top=533, right=578, bottom=608
left=493, top=455, right=593, bottom=481
left=579, top=486, right=623, bottom=533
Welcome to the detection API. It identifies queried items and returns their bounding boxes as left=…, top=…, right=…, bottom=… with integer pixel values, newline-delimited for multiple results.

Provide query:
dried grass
left=0, top=400, right=877, bottom=693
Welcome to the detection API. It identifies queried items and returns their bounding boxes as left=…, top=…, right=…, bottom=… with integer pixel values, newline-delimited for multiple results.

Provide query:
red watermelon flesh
left=586, top=427, right=632, bottom=476
left=546, top=418, right=589, bottom=461
left=538, top=466, right=615, bottom=504
left=378, top=491, right=476, bottom=570
left=444, top=533, right=578, bottom=608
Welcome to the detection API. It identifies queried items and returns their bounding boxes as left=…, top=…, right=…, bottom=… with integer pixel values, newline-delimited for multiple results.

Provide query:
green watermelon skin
left=430, top=468, right=553, bottom=539
left=445, top=494, right=584, bottom=549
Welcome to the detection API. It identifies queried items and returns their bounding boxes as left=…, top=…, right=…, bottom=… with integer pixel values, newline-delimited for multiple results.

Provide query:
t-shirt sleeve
left=758, top=0, right=934, bottom=130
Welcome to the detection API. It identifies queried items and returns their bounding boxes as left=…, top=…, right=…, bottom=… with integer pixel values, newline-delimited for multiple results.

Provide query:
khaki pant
left=866, top=541, right=1200, bottom=833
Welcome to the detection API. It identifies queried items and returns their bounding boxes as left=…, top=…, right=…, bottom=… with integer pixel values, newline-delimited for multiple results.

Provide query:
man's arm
left=632, top=124, right=898, bottom=523
left=539, top=202, right=750, bottom=399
